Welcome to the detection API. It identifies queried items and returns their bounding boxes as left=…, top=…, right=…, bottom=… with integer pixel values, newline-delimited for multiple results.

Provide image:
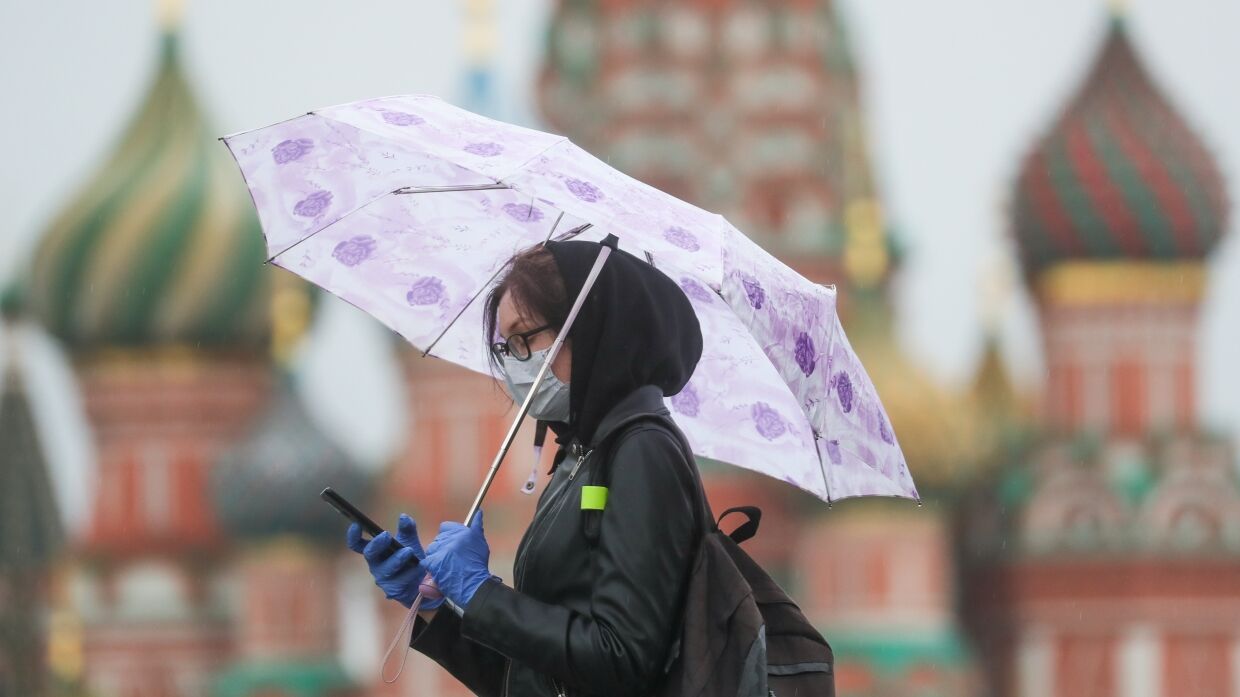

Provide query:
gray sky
left=2, top=0, right=1238, bottom=533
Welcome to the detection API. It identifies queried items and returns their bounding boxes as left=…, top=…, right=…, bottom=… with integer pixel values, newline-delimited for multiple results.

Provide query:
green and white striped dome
left=26, top=32, right=270, bottom=349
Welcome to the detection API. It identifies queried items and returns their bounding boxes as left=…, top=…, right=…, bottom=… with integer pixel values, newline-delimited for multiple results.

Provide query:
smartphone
left=321, top=486, right=387, bottom=540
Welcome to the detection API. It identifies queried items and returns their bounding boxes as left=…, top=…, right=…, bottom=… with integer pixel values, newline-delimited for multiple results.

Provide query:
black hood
left=544, top=239, right=703, bottom=447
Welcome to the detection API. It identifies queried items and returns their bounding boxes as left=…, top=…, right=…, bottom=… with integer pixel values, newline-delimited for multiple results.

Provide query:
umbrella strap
left=380, top=593, right=424, bottom=683
left=521, top=421, right=549, bottom=495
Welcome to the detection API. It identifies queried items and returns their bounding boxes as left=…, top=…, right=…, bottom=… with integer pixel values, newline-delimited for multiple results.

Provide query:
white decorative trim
left=1119, top=623, right=1161, bottom=697
left=1018, top=626, right=1054, bottom=697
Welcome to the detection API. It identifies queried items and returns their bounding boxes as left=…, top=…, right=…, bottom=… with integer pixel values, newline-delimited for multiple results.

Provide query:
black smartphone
left=321, top=486, right=386, bottom=540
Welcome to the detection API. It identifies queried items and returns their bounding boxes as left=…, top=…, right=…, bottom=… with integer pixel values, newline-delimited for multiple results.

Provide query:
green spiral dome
left=26, top=32, right=270, bottom=349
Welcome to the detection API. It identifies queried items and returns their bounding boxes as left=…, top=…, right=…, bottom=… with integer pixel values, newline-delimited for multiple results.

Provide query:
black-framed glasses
left=491, top=323, right=554, bottom=361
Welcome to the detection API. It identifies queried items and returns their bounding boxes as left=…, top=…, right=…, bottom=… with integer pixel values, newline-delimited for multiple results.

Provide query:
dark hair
left=483, top=245, right=569, bottom=371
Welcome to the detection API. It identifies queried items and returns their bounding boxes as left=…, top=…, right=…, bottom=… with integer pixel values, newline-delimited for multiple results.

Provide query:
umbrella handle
left=459, top=235, right=618, bottom=528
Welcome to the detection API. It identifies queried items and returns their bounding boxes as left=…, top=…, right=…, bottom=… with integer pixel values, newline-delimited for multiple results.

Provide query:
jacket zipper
left=515, top=451, right=589, bottom=589
left=567, top=450, right=591, bottom=480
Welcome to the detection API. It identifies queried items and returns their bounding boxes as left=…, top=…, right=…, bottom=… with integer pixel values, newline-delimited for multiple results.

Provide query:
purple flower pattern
left=877, top=414, right=894, bottom=445
left=293, top=190, right=333, bottom=218
left=382, top=111, right=424, bottom=126
left=332, top=235, right=376, bottom=266
left=834, top=371, right=854, bottom=414
left=742, top=277, right=765, bottom=309
left=825, top=439, right=843, bottom=465
left=751, top=402, right=787, bottom=441
left=565, top=178, right=604, bottom=203
left=679, top=278, right=713, bottom=304
left=794, top=333, right=816, bottom=377
left=502, top=203, right=545, bottom=223
left=272, top=138, right=313, bottom=164
left=663, top=226, right=700, bottom=252
left=464, top=142, right=504, bottom=157
left=671, top=384, right=700, bottom=417
left=406, top=276, right=446, bottom=306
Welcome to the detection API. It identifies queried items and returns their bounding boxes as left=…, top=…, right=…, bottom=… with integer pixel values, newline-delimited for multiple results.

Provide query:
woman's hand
left=346, top=513, right=444, bottom=610
left=423, top=510, right=497, bottom=612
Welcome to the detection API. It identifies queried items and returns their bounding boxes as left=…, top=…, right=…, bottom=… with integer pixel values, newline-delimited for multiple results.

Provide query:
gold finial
left=156, top=0, right=185, bottom=30
left=843, top=198, right=889, bottom=288
left=271, top=272, right=311, bottom=366
left=463, top=0, right=497, bottom=63
left=1107, top=0, right=1128, bottom=17
left=48, top=607, right=84, bottom=682
left=979, top=252, right=1014, bottom=333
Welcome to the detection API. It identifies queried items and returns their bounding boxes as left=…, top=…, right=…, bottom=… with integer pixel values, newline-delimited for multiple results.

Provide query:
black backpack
left=584, top=415, right=835, bottom=697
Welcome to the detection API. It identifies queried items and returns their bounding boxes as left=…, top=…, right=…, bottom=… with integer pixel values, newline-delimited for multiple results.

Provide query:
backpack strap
left=582, top=413, right=714, bottom=546
left=716, top=506, right=762, bottom=545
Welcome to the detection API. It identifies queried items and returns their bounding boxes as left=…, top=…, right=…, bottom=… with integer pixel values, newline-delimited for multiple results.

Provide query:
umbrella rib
left=554, top=223, right=593, bottom=242
left=818, top=314, right=842, bottom=506
left=266, top=191, right=399, bottom=263
left=542, top=212, right=565, bottom=246
left=420, top=262, right=509, bottom=358
left=422, top=214, right=599, bottom=357
left=266, top=184, right=512, bottom=263
left=394, top=184, right=511, bottom=194
left=423, top=205, right=564, bottom=357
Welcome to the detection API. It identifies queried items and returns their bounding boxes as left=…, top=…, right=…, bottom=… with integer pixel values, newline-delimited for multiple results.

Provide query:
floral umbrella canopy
left=223, top=94, right=918, bottom=504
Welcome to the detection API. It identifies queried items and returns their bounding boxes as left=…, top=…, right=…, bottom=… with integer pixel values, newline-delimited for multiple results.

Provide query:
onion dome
left=0, top=325, right=64, bottom=571
left=210, top=375, right=369, bottom=546
left=25, top=31, right=270, bottom=349
left=1012, top=17, right=1229, bottom=275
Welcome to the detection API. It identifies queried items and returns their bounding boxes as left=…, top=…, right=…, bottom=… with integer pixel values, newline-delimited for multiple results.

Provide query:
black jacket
left=411, top=386, right=702, bottom=696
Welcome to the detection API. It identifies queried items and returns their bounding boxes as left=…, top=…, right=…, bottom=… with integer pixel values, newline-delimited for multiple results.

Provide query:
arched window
left=1063, top=504, right=1103, bottom=548
left=555, top=12, right=599, bottom=82
left=724, top=6, right=770, bottom=59
left=664, top=8, right=708, bottom=57
left=1168, top=505, right=1220, bottom=549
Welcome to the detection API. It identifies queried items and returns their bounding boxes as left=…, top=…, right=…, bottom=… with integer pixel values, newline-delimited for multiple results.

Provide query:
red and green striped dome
left=1012, top=18, right=1229, bottom=275
left=26, top=32, right=271, bottom=349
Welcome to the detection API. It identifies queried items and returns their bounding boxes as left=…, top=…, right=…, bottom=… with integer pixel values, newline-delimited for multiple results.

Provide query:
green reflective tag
left=581, top=486, right=608, bottom=511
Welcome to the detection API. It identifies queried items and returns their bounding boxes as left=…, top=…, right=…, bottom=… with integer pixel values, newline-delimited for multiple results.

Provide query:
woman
left=347, top=240, right=706, bottom=697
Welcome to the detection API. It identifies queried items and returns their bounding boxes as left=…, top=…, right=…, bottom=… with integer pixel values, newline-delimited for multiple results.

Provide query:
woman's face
left=497, top=289, right=572, bottom=383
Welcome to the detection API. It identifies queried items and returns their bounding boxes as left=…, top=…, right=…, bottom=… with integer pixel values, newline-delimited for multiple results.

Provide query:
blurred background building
left=0, top=1, right=1235, bottom=696
left=960, top=14, right=1237, bottom=697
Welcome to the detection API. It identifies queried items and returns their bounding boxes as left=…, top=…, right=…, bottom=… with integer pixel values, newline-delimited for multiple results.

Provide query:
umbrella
left=221, top=94, right=918, bottom=507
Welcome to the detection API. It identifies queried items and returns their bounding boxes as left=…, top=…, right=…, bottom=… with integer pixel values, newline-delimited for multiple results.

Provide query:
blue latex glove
left=346, top=514, right=444, bottom=610
left=423, top=510, right=497, bottom=612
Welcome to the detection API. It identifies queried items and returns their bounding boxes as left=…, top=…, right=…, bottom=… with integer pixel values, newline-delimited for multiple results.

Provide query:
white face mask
left=501, top=347, right=571, bottom=423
